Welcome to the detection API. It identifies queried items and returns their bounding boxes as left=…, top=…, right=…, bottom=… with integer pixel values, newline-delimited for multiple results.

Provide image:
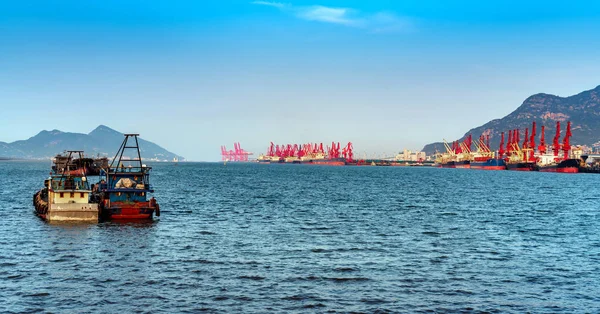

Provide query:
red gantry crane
left=221, top=143, right=253, bottom=162
left=562, top=121, right=572, bottom=160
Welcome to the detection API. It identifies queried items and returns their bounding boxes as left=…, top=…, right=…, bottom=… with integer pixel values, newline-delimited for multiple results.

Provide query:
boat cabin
left=48, top=175, right=92, bottom=204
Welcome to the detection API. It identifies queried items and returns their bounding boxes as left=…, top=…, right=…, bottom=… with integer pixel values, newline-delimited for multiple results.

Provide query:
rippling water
left=1, top=161, right=600, bottom=313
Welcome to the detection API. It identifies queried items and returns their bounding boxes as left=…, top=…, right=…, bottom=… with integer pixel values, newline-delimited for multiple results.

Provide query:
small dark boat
left=53, top=152, right=109, bottom=176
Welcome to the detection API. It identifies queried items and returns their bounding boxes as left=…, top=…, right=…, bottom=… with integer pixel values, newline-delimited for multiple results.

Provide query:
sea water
left=1, top=161, right=599, bottom=313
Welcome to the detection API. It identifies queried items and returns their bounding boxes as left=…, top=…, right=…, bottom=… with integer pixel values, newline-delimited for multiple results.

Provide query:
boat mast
left=109, top=134, right=143, bottom=171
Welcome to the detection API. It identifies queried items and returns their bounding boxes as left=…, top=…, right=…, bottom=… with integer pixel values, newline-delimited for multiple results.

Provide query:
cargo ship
left=537, top=122, right=579, bottom=173
left=538, top=159, right=580, bottom=173
left=259, top=142, right=353, bottom=166
left=454, top=148, right=473, bottom=169
left=504, top=126, right=538, bottom=171
left=470, top=158, right=506, bottom=170
left=435, top=153, right=456, bottom=168
left=469, top=134, right=506, bottom=170
left=256, top=154, right=270, bottom=163
left=537, top=153, right=580, bottom=173
left=94, top=134, right=160, bottom=220
left=447, top=160, right=470, bottom=168
left=579, top=154, right=600, bottom=173
left=309, top=156, right=347, bottom=166
left=33, top=151, right=98, bottom=222
left=436, top=159, right=469, bottom=168
left=437, top=138, right=471, bottom=168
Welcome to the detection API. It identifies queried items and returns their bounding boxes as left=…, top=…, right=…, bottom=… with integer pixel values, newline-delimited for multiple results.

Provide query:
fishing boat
left=52, top=151, right=108, bottom=176
left=32, top=151, right=99, bottom=222
left=94, top=134, right=160, bottom=220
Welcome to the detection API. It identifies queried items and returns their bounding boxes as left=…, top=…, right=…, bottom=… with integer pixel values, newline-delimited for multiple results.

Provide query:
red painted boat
left=95, top=134, right=160, bottom=220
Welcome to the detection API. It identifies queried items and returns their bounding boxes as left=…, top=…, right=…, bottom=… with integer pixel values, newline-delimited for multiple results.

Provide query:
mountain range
left=422, top=85, right=600, bottom=154
left=0, top=125, right=184, bottom=161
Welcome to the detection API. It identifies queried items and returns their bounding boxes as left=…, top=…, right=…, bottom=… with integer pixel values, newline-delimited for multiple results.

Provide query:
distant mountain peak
left=89, top=125, right=121, bottom=136
left=1, top=125, right=183, bottom=160
left=33, top=129, right=64, bottom=137
left=422, top=84, right=600, bottom=154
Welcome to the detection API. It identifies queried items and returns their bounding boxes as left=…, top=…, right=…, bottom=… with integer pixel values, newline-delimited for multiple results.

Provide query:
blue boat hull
left=471, top=159, right=507, bottom=170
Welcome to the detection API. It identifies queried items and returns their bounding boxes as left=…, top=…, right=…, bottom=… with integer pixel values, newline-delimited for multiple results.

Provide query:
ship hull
left=470, top=159, right=507, bottom=170
left=438, top=163, right=455, bottom=168
left=307, top=158, right=346, bottom=166
left=33, top=190, right=98, bottom=222
left=538, top=159, right=580, bottom=173
left=101, top=201, right=156, bottom=220
left=506, top=162, right=538, bottom=171
left=439, top=160, right=470, bottom=168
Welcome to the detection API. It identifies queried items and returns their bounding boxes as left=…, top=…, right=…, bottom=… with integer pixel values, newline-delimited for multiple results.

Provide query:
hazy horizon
left=2, top=1, right=600, bottom=161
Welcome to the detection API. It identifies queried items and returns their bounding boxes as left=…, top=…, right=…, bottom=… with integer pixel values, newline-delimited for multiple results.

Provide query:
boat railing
left=98, top=183, right=154, bottom=192
left=102, top=187, right=155, bottom=193
left=51, top=177, right=90, bottom=190
left=107, top=166, right=152, bottom=173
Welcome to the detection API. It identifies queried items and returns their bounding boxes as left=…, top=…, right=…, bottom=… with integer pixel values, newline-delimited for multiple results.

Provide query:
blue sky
left=1, top=1, right=599, bottom=161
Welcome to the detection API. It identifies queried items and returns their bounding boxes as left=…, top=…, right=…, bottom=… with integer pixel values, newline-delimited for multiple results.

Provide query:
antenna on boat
left=109, top=134, right=143, bottom=172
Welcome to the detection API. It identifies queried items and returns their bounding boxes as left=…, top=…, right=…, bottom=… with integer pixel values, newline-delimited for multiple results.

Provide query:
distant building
left=395, top=149, right=426, bottom=162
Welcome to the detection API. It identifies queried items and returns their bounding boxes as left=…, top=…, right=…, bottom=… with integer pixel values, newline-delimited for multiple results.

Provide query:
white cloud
left=296, top=5, right=363, bottom=27
left=251, top=1, right=287, bottom=9
left=250, top=2, right=412, bottom=32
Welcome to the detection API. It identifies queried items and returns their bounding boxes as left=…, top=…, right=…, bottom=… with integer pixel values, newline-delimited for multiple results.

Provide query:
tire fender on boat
left=155, top=204, right=160, bottom=217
